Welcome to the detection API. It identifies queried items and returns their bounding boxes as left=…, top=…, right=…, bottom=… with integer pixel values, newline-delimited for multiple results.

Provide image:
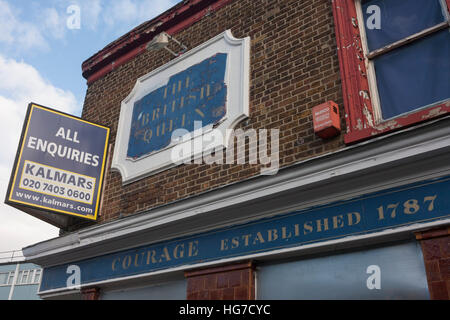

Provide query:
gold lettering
left=178, top=80, right=182, bottom=92
left=122, top=255, right=132, bottom=270
left=267, top=229, right=278, bottom=242
left=112, top=258, right=120, bottom=271
left=195, top=109, right=205, bottom=118
left=242, top=234, right=251, bottom=246
left=164, top=87, right=168, bottom=99
left=146, top=250, right=157, bottom=265
left=206, top=84, right=210, bottom=97
left=231, top=237, right=239, bottom=249
left=220, top=239, right=229, bottom=251
left=186, top=76, right=190, bottom=88
left=174, top=244, right=185, bottom=259
left=172, top=83, right=176, bottom=95
left=142, top=113, right=150, bottom=126
left=303, top=221, right=313, bottom=235
left=152, top=108, right=160, bottom=121
left=134, top=253, right=144, bottom=267
left=143, top=129, right=152, bottom=143
left=333, top=215, right=345, bottom=229
left=253, top=232, right=265, bottom=245
left=181, top=114, right=186, bottom=127
left=180, top=97, right=185, bottom=108
left=188, top=241, right=199, bottom=257
left=159, top=247, right=171, bottom=262
left=282, top=227, right=292, bottom=239
left=294, top=224, right=300, bottom=237
left=316, top=218, right=329, bottom=233
left=163, top=104, right=167, bottom=116
left=347, top=212, right=361, bottom=226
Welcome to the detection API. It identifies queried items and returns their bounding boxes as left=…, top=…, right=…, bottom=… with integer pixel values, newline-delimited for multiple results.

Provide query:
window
left=332, top=0, right=450, bottom=144
left=0, top=273, right=8, bottom=286
left=32, top=269, right=42, bottom=284
left=18, top=270, right=30, bottom=285
left=7, top=272, right=15, bottom=285
left=13, top=269, right=43, bottom=285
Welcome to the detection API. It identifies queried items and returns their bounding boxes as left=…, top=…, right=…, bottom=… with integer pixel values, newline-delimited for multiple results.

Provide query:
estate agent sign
left=5, top=103, right=110, bottom=222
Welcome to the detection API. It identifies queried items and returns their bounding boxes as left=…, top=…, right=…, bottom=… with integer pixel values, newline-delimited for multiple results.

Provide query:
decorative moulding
left=112, top=30, right=250, bottom=184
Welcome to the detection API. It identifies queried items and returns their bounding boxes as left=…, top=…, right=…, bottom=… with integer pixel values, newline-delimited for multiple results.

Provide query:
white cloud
left=103, top=0, right=179, bottom=28
left=0, top=55, right=80, bottom=253
left=103, top=0, right=138, bottom=26
left=0, top=0, right=49, bottom=51
left=43, top=7, right=66, bottom=40
left=80, top=0, right=102, bottom=30
left=0, top=0, right=180, bottom=52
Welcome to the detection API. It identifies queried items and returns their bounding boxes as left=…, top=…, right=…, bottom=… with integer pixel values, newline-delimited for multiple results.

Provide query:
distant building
left=0, top=251, right=42, bottom=300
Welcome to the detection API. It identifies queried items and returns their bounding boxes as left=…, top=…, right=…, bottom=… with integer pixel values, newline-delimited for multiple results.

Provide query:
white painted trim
left=111, top=30, right=251, bottom=184
left=355, top=0, right=382, bottom=124
left=8, top=263, right=20, bottom=300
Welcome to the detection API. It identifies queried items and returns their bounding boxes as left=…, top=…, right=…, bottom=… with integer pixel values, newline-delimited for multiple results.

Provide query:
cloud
left=103, top=0, right=179, bottom=29
left=43, top=7, right=67, bottom=40
left=0, top=55, right=80, bottom=253
left=0, top=0, right=181, bottom=52
left=0, top=0, right=49, bottom=51
left=79, top=0, right=102, bottom=30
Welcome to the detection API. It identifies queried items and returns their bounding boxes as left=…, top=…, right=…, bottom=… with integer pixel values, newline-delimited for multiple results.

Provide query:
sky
left=0, top=0, right=179, bottom=257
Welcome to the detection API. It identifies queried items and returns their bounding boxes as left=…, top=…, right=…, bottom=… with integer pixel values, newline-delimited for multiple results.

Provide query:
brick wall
left=416, top=228, right=450, bottom=300
left=185, top=262, right=255, bottom=300
left=75, top=0, right=345, bottom=230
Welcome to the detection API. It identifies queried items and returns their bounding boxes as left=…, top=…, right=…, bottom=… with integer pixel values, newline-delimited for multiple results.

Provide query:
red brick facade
left=416, top=228, right=450, bottom=300
left=73, top=0, right=345, bottom=231
left=81, top=287, right=101, bottom=300
left=69, top=0, right=450, bottom=301
left=185, top=262, right=255, bottom=300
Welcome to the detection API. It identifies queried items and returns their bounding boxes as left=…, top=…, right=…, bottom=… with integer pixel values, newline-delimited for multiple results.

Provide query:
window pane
left=16, top=271, right=23, bottom=284
left=362, top=0, right=446, bottom=51
left=374, top=29, right=450, bottom=120
left=7, top=272, right=15, bottom=285
left=0, top=273, right=8, bottom=285
left=258, top=241, right=430, bottom=300
left=34, top=270, right=42, bottom=284
left=21, top=270, right=29, bottom=284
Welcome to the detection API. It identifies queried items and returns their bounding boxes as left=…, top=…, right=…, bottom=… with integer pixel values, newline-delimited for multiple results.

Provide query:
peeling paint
left=363, top=104, right=374, bottom=127
left=421, top=107, right=446, bottom=119
left=373, top=120, right=401, bottom=132
left=359, top=90, right=370, bottom=100
left=356, top=118, right=363, bottom=130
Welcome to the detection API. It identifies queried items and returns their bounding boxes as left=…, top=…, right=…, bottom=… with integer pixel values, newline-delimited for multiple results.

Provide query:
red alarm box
left=312, top=101, right=341, bottom=139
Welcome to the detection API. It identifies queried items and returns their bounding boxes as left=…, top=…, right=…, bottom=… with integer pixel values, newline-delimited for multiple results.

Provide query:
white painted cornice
left=23, top=116, right=450, bottom=267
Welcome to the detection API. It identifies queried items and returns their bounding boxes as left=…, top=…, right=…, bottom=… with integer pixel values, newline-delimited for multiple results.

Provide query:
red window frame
left=332, top=0, right=450, bottom=145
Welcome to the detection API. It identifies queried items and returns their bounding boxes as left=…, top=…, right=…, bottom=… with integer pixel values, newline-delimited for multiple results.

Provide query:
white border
left=112, top=30, right=250, bottom=184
